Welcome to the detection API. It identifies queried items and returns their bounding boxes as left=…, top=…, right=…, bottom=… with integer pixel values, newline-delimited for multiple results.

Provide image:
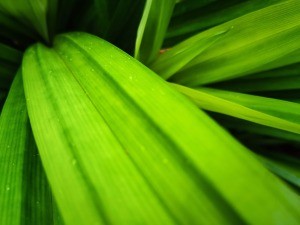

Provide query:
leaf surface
left=171, top=0, right=300, bottom=86
left=173, top=84, right=300, bottom=134
left=22, top=32, right=300, bottom=225
left=135, top=0, right=175, bottom=64
left=0, top=71, right=61, bottom=225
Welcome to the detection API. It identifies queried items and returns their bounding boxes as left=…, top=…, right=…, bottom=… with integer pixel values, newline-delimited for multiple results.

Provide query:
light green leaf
left=171, top=0, right=300, bottom=86
left=172, top=84, right=300, bottom=134
left=0, top=71, right=61, bottom=225
left=22, top=32, right=300, bottom=225
left=135, top=0, right=176, bottom=64
left=150, top=29, right=228, bottom=79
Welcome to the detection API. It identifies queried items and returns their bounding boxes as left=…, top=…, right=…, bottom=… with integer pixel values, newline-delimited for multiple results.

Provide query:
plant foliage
left=0, top=0, right=299, bottom=224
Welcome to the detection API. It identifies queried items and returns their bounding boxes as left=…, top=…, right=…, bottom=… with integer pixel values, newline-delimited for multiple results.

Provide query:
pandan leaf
left=22, top=32, right=300, bottom=225
left=150, top=29, right=228, bottom=79
left=0, top=42, right=22, bottom=64
left=0, top=42, right=22, bottom=89
left=166, top=0, right=282, bottom=46
left=0, top=71, right=61, bottom=225
left=0, top=0, right=55, bottom=42
left=170, top=0, right=300, bottom=86
left=257, top=153, right=300, bottom=188
left=135, top=0, right=176, bottom=64
left=213, top=114, right=300, bottom=144
left=173, top=84, right=300, bottom=134
left=211, top=62, right=300, bottom=92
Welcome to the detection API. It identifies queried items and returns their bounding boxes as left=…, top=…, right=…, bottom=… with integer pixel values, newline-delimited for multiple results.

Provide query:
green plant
left=0, top=0, right=299, bottom=224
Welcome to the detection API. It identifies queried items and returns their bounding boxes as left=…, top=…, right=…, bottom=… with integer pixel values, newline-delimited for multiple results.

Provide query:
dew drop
left=6, top=186, right=10, bottom=191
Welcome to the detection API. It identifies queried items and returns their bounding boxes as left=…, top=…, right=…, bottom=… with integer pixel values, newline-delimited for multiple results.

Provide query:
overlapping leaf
left=150, top=29, right=228, bottom=79
left=22, top=32, right=300, bottom=225
left=165, top=0, right=282, bottom=46
left=0, top=0, right=58, bottom=42
left=169, top=0, right=300, bottom=86
left=0, top=42, right=22, bottom=89
left=173, top=84, right=300, bottom=134
left=211, top=62, right=300, bottom=93
left=0, top=71, right=62, bottom=225
left=135, top=0, right=176, bottom=64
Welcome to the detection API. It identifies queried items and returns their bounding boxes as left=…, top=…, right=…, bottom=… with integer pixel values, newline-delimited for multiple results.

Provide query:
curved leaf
left=135, top=0, right=175, bottom=64
left=173, top=84, right=300, bottom=134
left=0, top=71, right=61, bottom=225
left=171, top=0, right=300, bottom=86
left=22, top=32, right=300, bottom=225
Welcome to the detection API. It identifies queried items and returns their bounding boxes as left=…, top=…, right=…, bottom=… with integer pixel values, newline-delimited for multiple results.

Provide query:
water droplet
left=129, top=76, right=133, bottom=80
left=6, top=186, right=10, bottom=191
left=36, top=201, right=40, bottom=204
left=7, top=145, right=10, bottom=149
left=91, top=68, right=95, bottom=72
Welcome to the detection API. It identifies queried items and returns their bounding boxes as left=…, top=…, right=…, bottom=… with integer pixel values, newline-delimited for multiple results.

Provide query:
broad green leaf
left=135, top=0, right=176, bottom=64
left=0, top=0, right=51, bottom=41
left=0, top=71, right=61, bottom=225
left=150, top=29, right=228, bottom=79
left=173, top=84, right=300, bottom=134
left=165, top=0, right=282, bottom=46
left=170, top=0, right=300, bottom=86
left=22, top=32, right=300, bottom=225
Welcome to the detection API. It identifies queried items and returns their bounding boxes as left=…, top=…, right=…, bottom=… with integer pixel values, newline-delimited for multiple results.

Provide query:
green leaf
left=0, top=11, right=37, bottom=43
left=135, top=0, right=176, bottom=64
left=22, top=32, right=300, bottom=225
left=165, top=0, right=282, bottom=46
left=170, top=0, right=300, bottom=86
left=0, top=71, right=61, bottom=225
left=214, top=114, right=300, bottom=144
left=0, top=0, right=51, bottom=41
left=0, top=42, right=22, bottom=63
left=257, top=153, right=300, bottom=188
left=0, top=43, right=22, bottom=89
left=211, top=62, right=300, bottom=92
left=173, top=84, right=300, bottom=134
left=150, top=29, right=228, bottom=79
